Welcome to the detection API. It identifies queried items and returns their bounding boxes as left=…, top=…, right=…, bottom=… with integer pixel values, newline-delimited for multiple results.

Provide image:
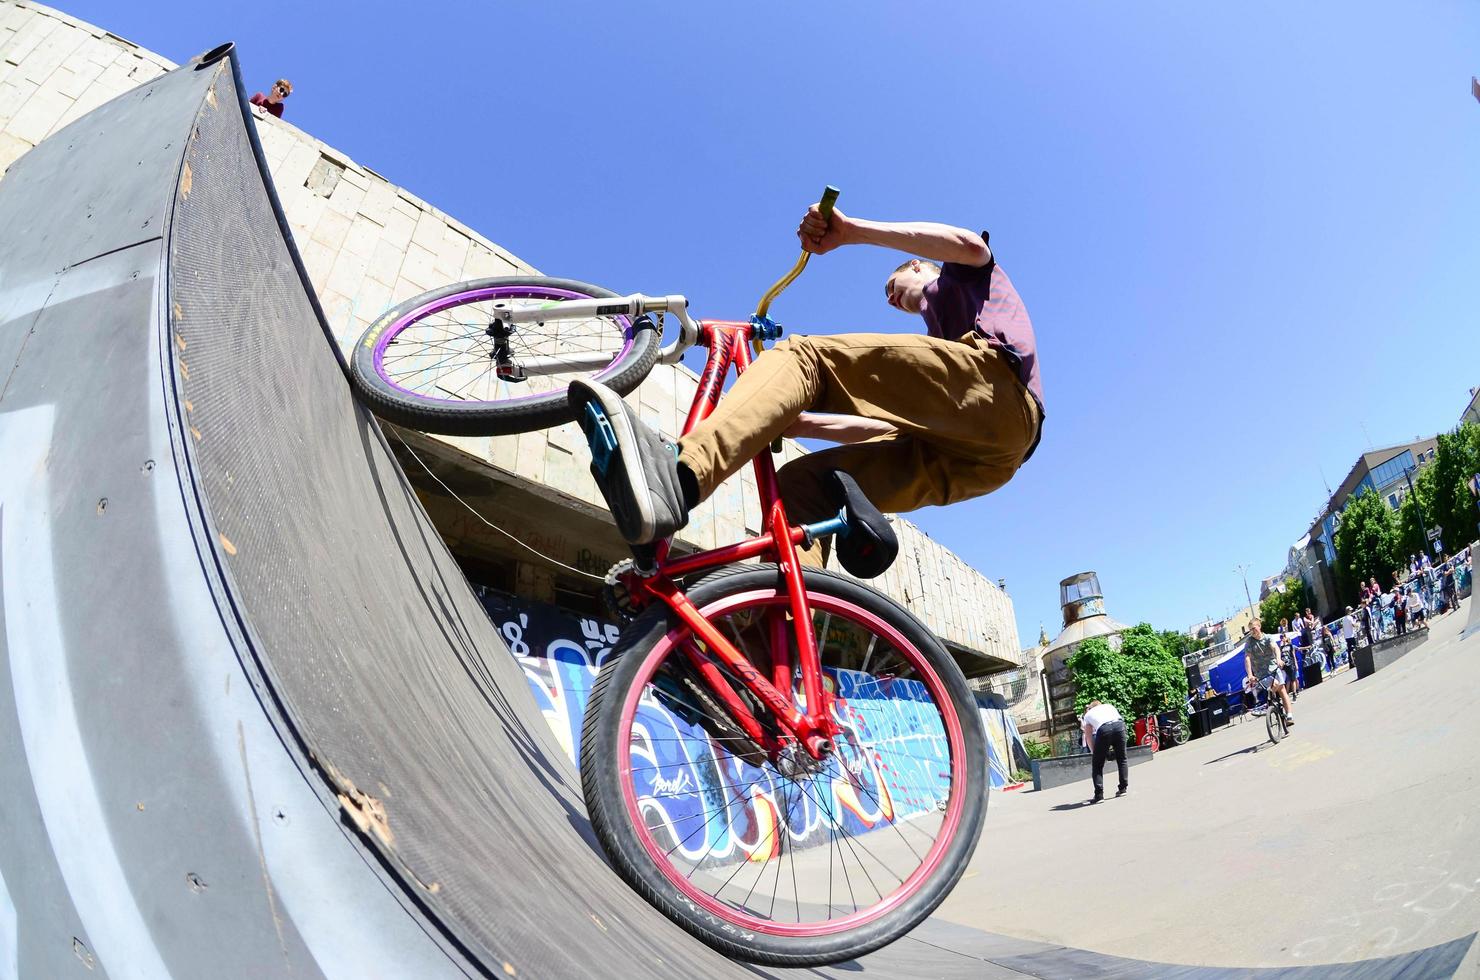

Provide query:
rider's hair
left=891, top=258, right=941, bottom=277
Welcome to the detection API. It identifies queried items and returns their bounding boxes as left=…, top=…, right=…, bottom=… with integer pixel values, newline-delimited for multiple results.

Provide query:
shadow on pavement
left=1203, top=744, right=1266, bottom=765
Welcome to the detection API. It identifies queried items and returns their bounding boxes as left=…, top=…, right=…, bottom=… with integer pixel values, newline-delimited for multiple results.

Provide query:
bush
left=1022, top=736, right=1053, bottom=760
left=1068, top=625, right=1188, bottom=723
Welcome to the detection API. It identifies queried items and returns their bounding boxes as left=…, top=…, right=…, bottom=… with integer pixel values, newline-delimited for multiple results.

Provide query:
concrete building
left=1300, top=436, right=1439, bottom=614
left=1038, top=572, right=1131, bottom=752
left=0, top=0, right=1021, bottom=675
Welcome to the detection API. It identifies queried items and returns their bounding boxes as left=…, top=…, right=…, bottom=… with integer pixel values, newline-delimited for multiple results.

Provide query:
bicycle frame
left=500, top=295, right=843, bottom=757
left=634, top=316, right=841, bottom=759
left=494, top=193, right=848, bottom=760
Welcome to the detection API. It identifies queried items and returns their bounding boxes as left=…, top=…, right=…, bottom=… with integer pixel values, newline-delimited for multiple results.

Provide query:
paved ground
left=933, top=595, right=1480, bottom=974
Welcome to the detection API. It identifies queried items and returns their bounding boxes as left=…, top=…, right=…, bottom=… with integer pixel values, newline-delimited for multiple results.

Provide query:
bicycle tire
left=1170, top=723, right=1188, bottom=747
left=1267, top=704, right=1286, bottom=743
left=580, top=564, right=987, bottom=967
left=350, top=277, right=661, bottom=436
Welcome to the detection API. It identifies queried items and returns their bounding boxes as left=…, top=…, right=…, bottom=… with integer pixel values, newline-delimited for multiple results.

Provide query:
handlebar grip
left=817, top=185, right=840, bottom=220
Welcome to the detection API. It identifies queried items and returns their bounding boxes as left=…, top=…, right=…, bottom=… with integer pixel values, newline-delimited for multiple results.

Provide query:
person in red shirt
left=571, top=201, right=1044, bottom=576
left=249, top=79, right=292, bottom=118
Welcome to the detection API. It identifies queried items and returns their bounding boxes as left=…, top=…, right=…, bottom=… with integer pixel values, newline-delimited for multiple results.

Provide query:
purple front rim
left=372, top=284, right=635, bottom=406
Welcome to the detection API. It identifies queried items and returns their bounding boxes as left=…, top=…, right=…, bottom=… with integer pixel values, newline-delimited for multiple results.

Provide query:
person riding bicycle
left=570, top=203, right=1043, bottom=572
left=1245, top=619, right=1294, bottom=726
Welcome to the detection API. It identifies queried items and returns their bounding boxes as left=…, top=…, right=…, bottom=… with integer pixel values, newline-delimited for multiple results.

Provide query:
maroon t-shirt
left=249, top=93, right=284, bottom=118
left=919, top=234, right=1044, bottom=446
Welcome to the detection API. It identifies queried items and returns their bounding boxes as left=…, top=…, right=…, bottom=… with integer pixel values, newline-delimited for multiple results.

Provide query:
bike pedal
left=582, top=401, right=619, bottom=476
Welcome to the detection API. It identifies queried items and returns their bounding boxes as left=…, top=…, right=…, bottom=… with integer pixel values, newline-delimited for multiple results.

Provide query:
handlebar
left=756, top=187, right=838, bottom=452
left=752, top=185, right=840, bottom=357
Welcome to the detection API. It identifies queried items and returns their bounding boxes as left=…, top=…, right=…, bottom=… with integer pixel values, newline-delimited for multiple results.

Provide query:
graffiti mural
left=480, top=589, right=1019, bottom=861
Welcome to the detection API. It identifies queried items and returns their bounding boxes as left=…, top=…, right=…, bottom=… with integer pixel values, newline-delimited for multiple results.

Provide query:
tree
left=1333, top=487, right=1399, bottom=605
left=1429, top=423, right=1480, bottom=557
left=1259, top=576, right=1312, bottom=630
left=1395, top=464, right=1437, bottom=564
left=1068, top=625, right=1188, bottom=724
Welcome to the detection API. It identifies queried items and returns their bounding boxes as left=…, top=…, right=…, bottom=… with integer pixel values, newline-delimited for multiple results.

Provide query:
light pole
left=1402, top=466, right=1436, bottom=556
left=1235, top=562, right=1256, bottom=622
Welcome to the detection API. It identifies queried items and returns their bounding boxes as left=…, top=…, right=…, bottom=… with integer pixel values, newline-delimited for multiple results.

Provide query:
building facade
left=0, top=0, right=1022, bottom=674
left=1298, top=437, right=1438, bottom=613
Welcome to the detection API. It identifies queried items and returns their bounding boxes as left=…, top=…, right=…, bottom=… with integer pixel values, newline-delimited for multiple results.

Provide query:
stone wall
left=0, top=0, right=1020, bottom=665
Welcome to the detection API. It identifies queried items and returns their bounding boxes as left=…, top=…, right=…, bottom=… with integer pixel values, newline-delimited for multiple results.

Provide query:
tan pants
left=678, top=332, right=1040, bottom=566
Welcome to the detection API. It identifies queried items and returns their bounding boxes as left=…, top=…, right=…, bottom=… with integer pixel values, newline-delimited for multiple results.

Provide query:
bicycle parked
left=1138, top=711, right=1188, bottom=751
left=350, top=190, right=987, bottom=967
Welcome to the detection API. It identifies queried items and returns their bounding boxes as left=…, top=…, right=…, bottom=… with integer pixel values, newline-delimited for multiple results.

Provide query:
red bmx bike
left=351, top=190, right=988, bottom=967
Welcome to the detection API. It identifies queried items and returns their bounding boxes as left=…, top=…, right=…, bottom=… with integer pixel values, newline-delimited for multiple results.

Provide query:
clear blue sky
left=72, top=0, right=1480, bottom=646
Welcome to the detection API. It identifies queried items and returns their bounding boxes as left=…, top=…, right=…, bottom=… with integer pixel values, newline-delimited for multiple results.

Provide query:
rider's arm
left=783, top=412, right=897, bottom=444
left=798, top=207, right=991, bottom=267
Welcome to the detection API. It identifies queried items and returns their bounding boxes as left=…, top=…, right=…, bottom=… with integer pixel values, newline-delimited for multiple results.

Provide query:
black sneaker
left=1089, top=794, right=1103, bottom=805
left=569, top=379, right=688, bottom=545
left=1116, top=786, right=1128, bottom=798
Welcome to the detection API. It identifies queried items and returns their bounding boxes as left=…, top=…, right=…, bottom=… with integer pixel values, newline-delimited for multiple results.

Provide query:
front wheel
left=1169, top=723, right=1188, bottom=747
left=580, top=565, right=987, bottom=967
left=350, top=277, right=661, bottom=436
left=1267, top=703, right=1286, bottom=743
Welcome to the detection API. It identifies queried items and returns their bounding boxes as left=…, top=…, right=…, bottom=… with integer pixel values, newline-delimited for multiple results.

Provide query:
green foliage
left=1021, top=737, right=1053, bottom=760
left=1396, top=469, right=1434, bottom=564
left=1012, top=768, right=1033, bottom=784
left=1334, top=488, right=1399, bottom=606
left=1429, top=423, right=1480, bottom=557
left=1259, top=576, right=1312, bottom=630
left=1067, top=624, right=1188, bottom=723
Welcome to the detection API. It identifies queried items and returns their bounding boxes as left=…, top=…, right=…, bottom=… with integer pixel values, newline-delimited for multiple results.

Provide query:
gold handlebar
left=751, top=185, right=839, bottom=358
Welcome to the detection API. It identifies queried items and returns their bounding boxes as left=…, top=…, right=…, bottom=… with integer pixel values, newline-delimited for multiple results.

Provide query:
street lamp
left=1403, top=465, right=1440, bottom=556
left=1235, top=562, right=1256, bottom=620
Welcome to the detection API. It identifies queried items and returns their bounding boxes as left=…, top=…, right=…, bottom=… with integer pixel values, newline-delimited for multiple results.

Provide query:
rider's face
left=884, top=264, right=935, bottom=314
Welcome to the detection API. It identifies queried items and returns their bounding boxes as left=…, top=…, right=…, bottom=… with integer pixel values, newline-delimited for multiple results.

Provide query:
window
left=1370, top=451, right=1415, bottom=491
left=1388, top=493, right=1399, bottom=509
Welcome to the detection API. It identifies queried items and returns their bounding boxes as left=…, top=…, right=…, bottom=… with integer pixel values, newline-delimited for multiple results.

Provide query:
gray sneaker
left=569, top=379, right=688, bottom=545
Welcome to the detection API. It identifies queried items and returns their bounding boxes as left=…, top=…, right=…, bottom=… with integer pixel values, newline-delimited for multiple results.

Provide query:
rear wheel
left=1169, top=722, right=1188, bottom=747
left=580, top=565, right=987, bottom=967
left=350, top=277, right=660, bottom=435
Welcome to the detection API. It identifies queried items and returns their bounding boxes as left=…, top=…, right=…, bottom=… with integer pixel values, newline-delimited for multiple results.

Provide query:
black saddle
left=827, top=470, right=898, bottom=579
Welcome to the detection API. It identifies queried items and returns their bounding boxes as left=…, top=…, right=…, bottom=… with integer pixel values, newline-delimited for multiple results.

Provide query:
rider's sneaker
left=1285, top=715, right=1295, bottom=726
left=569, top=379, right=688, bottom=545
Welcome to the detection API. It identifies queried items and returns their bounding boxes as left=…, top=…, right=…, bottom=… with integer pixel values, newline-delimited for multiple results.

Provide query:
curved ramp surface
left=0, top=46, right=1472, bottom=980
left=0, top=45, right=745, bottom=979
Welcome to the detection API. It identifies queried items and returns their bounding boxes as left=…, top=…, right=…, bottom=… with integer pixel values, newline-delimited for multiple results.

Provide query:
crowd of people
left=1191, top=548, right=1475, bottom=721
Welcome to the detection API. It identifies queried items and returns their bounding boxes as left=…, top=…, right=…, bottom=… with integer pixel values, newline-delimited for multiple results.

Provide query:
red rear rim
left=614, top=588, right=968, bottom=938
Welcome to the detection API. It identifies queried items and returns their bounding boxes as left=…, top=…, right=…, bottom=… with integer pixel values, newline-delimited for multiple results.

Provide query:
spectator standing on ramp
left=249, top=79, right=292, bottom=118
left=1080, top=700, right=1128, bottom=803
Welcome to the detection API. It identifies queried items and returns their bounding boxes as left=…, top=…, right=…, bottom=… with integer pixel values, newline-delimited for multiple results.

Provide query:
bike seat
left=827, top=470, right=898, bottom=579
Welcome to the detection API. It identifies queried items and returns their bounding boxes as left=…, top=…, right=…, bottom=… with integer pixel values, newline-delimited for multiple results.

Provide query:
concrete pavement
left=933, top=595, right=1480, bottom=974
